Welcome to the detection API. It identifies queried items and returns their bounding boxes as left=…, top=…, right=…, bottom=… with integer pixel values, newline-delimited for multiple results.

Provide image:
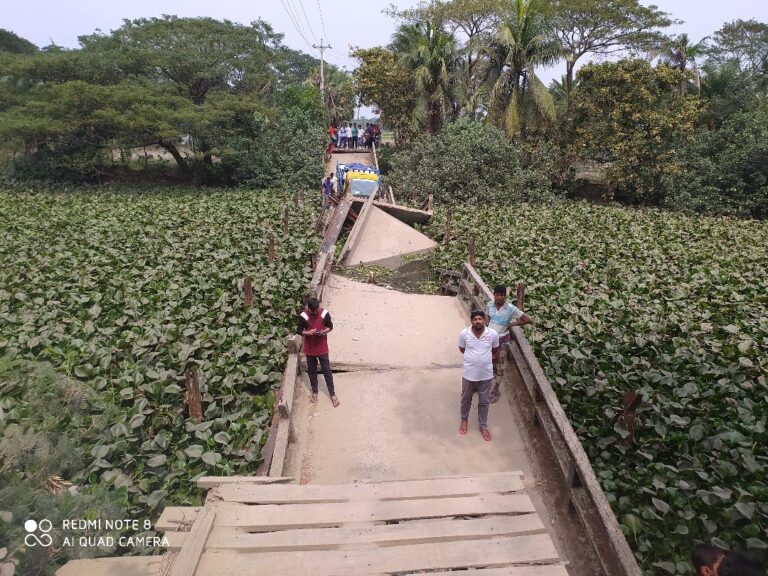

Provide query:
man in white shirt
left=458, top=309, right=499, bottom=441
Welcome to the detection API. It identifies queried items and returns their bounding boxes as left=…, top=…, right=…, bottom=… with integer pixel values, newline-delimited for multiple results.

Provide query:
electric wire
left=316, top=0, right=330, bottom=41
left=279, top=0, right=314, bottom=51
left=296, top=0, right=320, bottom=43
left=285, top=0, right=317, bottom=47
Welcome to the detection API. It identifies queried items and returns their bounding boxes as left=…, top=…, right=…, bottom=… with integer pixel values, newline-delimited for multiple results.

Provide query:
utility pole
left=313, top=39, right=332, bottom=103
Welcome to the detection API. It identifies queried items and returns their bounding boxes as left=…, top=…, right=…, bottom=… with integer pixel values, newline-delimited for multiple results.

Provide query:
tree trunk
left=158, top=139, right=189, bottom=175
left=566, top=60, right=575, bottom=97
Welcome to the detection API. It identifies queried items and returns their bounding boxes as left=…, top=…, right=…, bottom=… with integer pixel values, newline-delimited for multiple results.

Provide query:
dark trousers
left=307, top=353, right=335, bottom=396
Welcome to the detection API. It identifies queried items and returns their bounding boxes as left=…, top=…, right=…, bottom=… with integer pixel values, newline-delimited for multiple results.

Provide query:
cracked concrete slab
left=320, top=274, right=469, bottom=369
left=285, top=367, right=530, bottom=483
left=345, top=206, right=437, bottom=267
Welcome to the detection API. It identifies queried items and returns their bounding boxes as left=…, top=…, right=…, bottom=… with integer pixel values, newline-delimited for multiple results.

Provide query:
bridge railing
left=446, top=262, right=642, bottom=576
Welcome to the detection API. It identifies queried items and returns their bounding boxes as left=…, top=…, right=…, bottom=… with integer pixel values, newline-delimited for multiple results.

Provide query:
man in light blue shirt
left=487, top=285, right=532, bottom=403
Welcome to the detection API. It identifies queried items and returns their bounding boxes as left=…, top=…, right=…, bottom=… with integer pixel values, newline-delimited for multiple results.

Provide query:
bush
left=663, top=103, right=768, bottom=219
left=0, top=357, right=129, bottom=575
left=221, top=87, right=327, bottom=190
left=386, top=118, right=560, bottom=205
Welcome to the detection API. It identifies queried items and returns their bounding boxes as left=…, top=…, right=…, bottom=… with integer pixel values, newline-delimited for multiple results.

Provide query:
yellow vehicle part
left=346, top=170, right=378, bottom=181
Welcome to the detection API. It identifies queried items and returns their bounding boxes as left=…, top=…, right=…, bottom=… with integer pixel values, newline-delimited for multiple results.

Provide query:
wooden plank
left=320, top=197, right=353, bottom=254
left=372, top=142, right=380, bottom=171
left=165, top=513, right=545, bottom=551
left=358, top=471, right=523, bottom=483
left=55, top=556, right=166, bottom=576
left=156, top=507, right=201, bottom=532
left=399, top=566, right=569, bottom=576
left=254, top=407, right=280, bottom=476
left=197, top=476, right=294, bottom=489
left=268, top=419, right=292, bottom=478
left=210, top=494, right=536, bottom=531
left=331, top=361, right=464, bottom=372
left=169, top=506, right=215, bottom=576
left=193, top=533, right=560, bottom=576
left=214, top=473, right=525, bottom=504
left=464, top=263, right=493, bottom=300
left=268, top=350, right=300, bottom=478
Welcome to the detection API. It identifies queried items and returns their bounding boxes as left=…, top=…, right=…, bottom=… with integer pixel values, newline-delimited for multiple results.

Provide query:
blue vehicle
left=336, top=161, right=381, bottom=198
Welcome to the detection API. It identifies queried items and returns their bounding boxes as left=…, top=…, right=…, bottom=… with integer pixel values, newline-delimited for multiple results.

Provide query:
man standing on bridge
left=458, top=310, right=499, bottom=441
left=297, top=297, right=340, bottom=407
left=486, top=285, right=532, bottom=403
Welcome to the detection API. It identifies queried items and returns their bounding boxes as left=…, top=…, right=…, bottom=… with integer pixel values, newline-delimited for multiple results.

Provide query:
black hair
left=720, top=551, right=765, bottom=576
left=307, top=297, right=320, bottom=311
left=691, top=544, right=725, bottom=572
left=470, top=309, right=485, bottom=320
left=493, top=285, right=507, bottom=295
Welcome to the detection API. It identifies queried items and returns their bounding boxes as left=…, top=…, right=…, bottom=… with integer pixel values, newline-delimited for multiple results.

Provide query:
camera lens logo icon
left=24, top=519, right=53, bottom=547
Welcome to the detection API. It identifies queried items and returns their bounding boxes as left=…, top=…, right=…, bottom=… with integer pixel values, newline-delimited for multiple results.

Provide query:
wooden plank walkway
left=57, top=472, right=567, bottom=576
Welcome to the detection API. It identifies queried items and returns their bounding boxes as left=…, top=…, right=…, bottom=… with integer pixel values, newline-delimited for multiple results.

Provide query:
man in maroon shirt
left=297, top=297, right=340, bottom=407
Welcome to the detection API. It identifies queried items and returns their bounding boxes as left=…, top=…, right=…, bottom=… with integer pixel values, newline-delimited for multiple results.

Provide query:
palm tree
left=548, top=75, right=570, bottom=120
left=391, top=21, right=460, bottom=134
left=484, top=0, right=561, bottom=136
left=663, top=33, right=707, bottom=95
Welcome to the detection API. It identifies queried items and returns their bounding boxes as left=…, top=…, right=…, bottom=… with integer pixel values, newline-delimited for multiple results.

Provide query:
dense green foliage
left=0, top=187, right=320, bottom=571
left=359, top=3, right=768, bottom=217
left=0, top=358, right=129, bottom=575
left=386, top=118, right=559, bottom=204
left=0, top=17, right=351, bottom=186
left=0, top=29, right=38, bottom=54
left=423, top=202, right=768, bottom=573
left=566, top=60, right=701, bottom=205
left=391, top=21, right=460, bottom=134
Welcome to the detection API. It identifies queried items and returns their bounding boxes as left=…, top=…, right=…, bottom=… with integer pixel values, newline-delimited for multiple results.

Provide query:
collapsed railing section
left=444, top=262, right=642, bottom=576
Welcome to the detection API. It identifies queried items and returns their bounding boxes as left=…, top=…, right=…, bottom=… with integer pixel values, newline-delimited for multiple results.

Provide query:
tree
left=309, top=65, right=355, bottom=125
left=352, top=47, right=418, bottom=142
left=0, top=16, right=329, bottom=186
left=700, top=60, right=758, bottom=126
left=0, top=29, right=37, bottom=54
left=77, top=16, right=279, bottom=104
left=665, top=101, right=768, bottom=218
left=386, top=0, right=502, bottom=118
left=386, top=117, right=556, bottom=203
left=550, top=0, right=672, bottom=96
left=485, top=0, right=560, bottom=136
left=391, top=21, right=460, bottom=133
left=708, top=19, right=768, bottom=76
left=567, top=59, right=701, bottom=204
left=663, top=34, right=707, bottom=95
left=548, top=76, right=569, bottom=120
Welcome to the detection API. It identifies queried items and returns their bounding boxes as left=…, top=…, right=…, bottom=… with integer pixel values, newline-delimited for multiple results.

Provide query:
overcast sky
left=4, top=0, right=768, bottom=86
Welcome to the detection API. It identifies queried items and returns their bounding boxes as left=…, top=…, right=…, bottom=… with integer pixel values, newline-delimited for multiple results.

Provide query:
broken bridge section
left=344, top=205, right=437, bottom=267
left=57, top=474, right=568, bottom=575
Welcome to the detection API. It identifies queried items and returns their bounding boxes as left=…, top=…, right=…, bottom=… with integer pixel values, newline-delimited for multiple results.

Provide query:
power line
left=296, top=0, right=320, bottom=44
left=283, top=0, right=311, bottom=46
left=285, top=0, right=317, bottom=46
left=279, top=0, right=314, bottom=50
left=316, top=0, right=330, bottom=41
